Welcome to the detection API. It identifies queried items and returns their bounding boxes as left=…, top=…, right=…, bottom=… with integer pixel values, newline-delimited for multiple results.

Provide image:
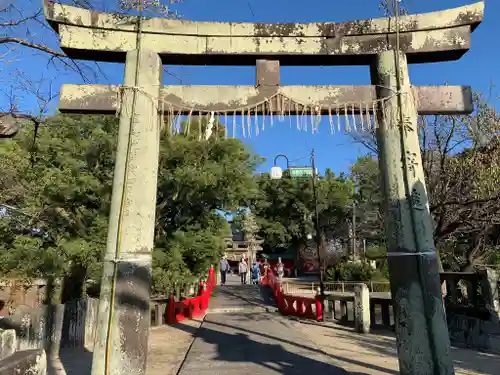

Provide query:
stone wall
left=0, top=329, right=17, bottom=360
left=441, top=270, right=500, bottom=351
left=0, top=297, right=99, bottom=374
left=0, top=329, right=46, bottom=375
left=0, top=297, right=99, bottom=357
left=446, top=306, right=493, bottom=350
left=0, top=279, right=49, bottom=317
left=326, top=271, right=500, bottom=353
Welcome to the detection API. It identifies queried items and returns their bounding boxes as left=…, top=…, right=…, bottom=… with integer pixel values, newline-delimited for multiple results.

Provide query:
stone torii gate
left=43, top=1, right=483, bottom=375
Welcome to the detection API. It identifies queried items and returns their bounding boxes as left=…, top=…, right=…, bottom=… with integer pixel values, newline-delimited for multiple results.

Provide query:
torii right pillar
left=372, top=50, right=454, bottom=375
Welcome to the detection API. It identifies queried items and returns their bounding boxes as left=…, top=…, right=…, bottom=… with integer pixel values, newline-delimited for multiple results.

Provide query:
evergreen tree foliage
left=0, top=114, right=260, bottom=298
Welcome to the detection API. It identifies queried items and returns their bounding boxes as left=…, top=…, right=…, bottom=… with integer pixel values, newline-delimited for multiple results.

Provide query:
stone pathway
left=177, top=275, right=352, bottom=375
left=290, top=319, right=500, bottom=375
left=209, top=274, right=276, bottom=313
left=146, top=318, right=203, bottom=375
left=177, top=312, right=351, bottom=375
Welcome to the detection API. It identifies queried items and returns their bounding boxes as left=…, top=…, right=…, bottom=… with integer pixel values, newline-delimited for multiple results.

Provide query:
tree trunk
left=61, top=263, right=87, bottom=303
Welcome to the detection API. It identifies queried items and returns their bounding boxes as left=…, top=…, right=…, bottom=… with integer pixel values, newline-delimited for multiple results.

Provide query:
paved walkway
left=178, top=312, right=350, bottom=375
left=209, top=274, right=277, bottom=313
left=147, top=318, right=202, bottom=375
left=177, top=274, right=351, bottom=375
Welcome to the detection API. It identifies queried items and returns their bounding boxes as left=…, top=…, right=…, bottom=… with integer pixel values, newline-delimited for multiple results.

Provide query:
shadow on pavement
left=196, top=331, right=349, bottom=375
left=178, top=315, right=357, bottom=375
left=173, top=312, right=402, bottom=375
left=50, top=348, right=93, bottom=375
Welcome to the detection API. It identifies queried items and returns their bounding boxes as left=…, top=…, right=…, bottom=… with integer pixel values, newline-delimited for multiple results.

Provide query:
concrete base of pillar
left=0, top=329, right=17, bottom=360
left=354, top=283, right=370, bottom=334
left=485, top=268, right=500, bottom=327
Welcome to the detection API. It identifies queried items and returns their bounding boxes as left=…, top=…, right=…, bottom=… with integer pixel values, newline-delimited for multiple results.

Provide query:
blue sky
left=4, top=0, right=498, bottom=176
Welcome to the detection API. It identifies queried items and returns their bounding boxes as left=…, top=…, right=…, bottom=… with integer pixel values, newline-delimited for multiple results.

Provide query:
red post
left=209, top=266, right=215, bottom=288
left=185, top=299, right=193, bottom=319
left=277, top=285, right=285, bottom=311
left=200, top=282, right=207, bottom=311
left=167, top=295, right=176, bottom=324
left=315, top=295, right=323, bottom=321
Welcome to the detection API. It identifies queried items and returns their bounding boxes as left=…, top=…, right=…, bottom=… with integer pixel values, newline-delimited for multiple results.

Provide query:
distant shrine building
left=224, top=221, right=263, bottom=266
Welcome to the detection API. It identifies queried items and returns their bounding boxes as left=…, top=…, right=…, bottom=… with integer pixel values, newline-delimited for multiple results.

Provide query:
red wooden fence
left=166, top=267, right=216, bottom=324
left=261, top=269, right=322, bottom=321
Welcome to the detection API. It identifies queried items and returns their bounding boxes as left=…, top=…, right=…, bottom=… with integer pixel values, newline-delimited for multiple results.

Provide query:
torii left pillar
left=92, top=48, right=162, bottom=375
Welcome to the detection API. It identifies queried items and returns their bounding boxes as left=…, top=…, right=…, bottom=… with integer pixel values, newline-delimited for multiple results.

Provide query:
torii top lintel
left=43, top=1, right=483, bottom=66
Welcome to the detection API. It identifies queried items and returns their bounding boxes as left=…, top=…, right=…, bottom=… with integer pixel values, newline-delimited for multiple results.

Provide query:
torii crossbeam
left=44, top=1, right=483, bottom=65
left=59, top=81, right=473, bottom=115
left=58, top=59, right=473, bottom=137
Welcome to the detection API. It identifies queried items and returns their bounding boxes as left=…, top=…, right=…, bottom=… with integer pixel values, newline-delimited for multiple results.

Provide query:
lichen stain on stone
left=410, top=29, right=466, bottom=52
left=162, top=88, right=279, bottom=112
left=456, top=9, right=484, bottom=29
left=73, top=15, right=84, bottom=26
left=320, top=32, right=418, bottom=56
left=54, top=13, right=71, bottom=25
left=90, top=11, right=100, bottom=28
left=61, top=86, right=118, bottom=112
left=253, top=23, right=305, bottom=38
left=428, top=296, right=454, bottom=369
left=338, top=19, right=379, bottom=35
left=341, top=40, right=362, bottom=54
left=316, top=23, right=338, bottom=38
left=397, top=19, right=419, bottom=34
left=43, top=0, right=54, bottom=20
left=357, top=37, right=388, bottom=55
left=46, top=2, right=485, bottom=65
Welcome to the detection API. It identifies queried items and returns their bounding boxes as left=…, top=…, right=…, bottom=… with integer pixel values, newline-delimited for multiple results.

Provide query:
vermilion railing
left=261, top=268, right=323, bottom=321
left=166, top=267, right=216, bottom=324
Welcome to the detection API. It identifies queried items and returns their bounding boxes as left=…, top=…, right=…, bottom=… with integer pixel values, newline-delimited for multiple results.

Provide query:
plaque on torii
left=42, top=2, right=484, bottom=375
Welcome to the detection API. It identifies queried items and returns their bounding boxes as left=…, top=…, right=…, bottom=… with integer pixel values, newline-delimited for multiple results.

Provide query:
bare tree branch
left=0, top=37, right=66, bottom=58
left=351, top=89, right=500, bottom=270
left=1, top=0, right=184, bottom=138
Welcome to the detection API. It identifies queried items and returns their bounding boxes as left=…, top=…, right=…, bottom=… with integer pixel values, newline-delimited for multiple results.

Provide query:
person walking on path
left=251, top=262, right=261, bottom=285
left=277, top=257, right=284, bottom=282
left=263, top=259, right=269, bottom=275
left=239, top=257, right=248, bottom=284
left=219, top=254, right=229, bottom=286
